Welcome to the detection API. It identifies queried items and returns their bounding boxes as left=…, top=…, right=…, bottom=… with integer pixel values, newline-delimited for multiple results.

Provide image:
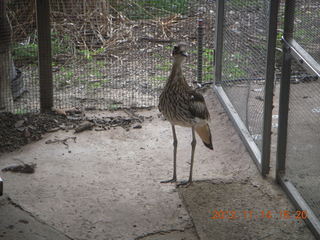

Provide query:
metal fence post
left=197, top=18, right=204, bottom=83
left=261, top=0, right=280, bottom=176
left=214, top=0, right=225, bottom=85
left=0, top=176, right=3, bottom=195
left=276, top=0, right=296, bottom=182
left=36, top=0, right=53, bottom=112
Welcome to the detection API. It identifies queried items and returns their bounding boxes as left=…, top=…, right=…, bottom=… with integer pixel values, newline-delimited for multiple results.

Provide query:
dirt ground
left=0, top=90, right=315, bottom=240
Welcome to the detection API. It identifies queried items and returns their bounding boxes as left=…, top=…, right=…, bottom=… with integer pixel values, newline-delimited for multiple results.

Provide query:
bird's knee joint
left=191, top=139, right=196, bottom=147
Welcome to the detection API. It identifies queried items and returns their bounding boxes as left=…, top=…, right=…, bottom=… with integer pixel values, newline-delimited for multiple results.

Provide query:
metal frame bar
left=214, top=0, right=225, bottom=84
left=215, top=0, right=279, bottom=176
left=278, top=176, right=320, bottom=238
left=36, top=0, right=53, bottom=112
left=284, top=39, right=320, bottom=77
left=215, top=86, right=262, bottom=171
left=0, top=177, right=2, bottom=196
left=261, top=0, right=280, bottom=176
left=276, top=0, right=296, bottom=181
left=197, top=18, right=204, bottom=83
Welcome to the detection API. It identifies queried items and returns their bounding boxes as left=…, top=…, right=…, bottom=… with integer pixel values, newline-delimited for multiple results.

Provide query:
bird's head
left=172, top=43, right=188, bottom=62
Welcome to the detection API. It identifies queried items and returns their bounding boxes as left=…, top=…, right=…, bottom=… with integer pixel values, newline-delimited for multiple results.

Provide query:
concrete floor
left=0, top=91, right=315, bottom=240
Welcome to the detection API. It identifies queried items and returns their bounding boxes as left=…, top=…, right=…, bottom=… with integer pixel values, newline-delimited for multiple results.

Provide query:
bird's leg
left=177, top=127, right=196, bottom=187
left=161, top=125, right=177, bottom=183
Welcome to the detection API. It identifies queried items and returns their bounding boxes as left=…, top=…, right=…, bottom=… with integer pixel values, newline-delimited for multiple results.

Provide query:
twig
left=45, top=136, right=77, bottom=145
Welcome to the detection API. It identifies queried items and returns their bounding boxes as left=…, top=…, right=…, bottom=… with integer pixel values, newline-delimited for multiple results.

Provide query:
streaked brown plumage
left=158, top=43, right=213, bottom=186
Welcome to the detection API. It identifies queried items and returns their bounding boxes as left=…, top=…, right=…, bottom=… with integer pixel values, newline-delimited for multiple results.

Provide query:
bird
left=158, top=42, right=213, bottom=187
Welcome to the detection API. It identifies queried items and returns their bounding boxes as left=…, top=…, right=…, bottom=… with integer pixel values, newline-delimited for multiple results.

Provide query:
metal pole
left=214, top=0, right=225, bottom=85
left=261, top=0, right=280, bottom=176
left=36, top=0, right=53, bottom=112
left=0, top=176, right=2, bottom=195
left=276, top=0, right=296, bottom=182
left=197, top=18, right=204, bottom=83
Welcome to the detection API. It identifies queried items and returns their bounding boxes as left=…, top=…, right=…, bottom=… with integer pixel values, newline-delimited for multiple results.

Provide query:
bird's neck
left=168, top=59, right=184, bottom=83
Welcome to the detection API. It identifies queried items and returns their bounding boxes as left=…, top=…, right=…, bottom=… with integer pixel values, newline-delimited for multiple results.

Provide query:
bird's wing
left=188, top=90, right=210, bottom=120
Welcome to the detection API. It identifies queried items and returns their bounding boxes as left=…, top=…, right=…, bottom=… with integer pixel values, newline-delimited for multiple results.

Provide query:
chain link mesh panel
left=2, top=0, right=38, bottom=113
left=293, top=0, right=320, bottom=64
left=2, top=0, right=215, bottom=113
left=286, top=58, right=320, bottom=220
left=220, top=0, right=270, bottom=150
left=283, top=0, right=320, bottom=224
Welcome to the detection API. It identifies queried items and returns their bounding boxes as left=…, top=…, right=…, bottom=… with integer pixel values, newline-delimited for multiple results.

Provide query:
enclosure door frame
left=276, top=0, right=320, bottom=238
left=214, top=0, right=279, bottom=176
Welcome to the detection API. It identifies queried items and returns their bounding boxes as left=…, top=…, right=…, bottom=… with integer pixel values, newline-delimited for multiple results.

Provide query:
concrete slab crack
left=6, top=196, right=74, bottom=240
left=134, top=226, right=197, bottom=240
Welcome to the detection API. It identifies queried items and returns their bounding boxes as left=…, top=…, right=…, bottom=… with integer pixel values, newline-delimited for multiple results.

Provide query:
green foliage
left=12, top=43, right=38, bottom=62
left=202, top=48, right=215, bottom=81
left=224, top=61, right=247, bottom=79
left=203, top=48, right=214, bottom=63
left=51, top=32, right=73, bottom=56
left=152, top=53, right=164, bottom=59
left=12, top=31, right=107, bottom=65
left=54, top=67, right=75, bottom=88
left=111, top=0, right=189, bottom=20
left=222, top=51, right=248, bottom=79
left=108, top=104, right=121, bottom=110
left=12, top=32, right=73, bottom=64
left=14, top=109, right=28, bottom=115
left=79, top=48, right=106, bottom=61
left=230, top=0, right=260, bottom=8
left=276, top=30, right=283, bottom=43
left=151, top=75, right=167, bottom=82
left=156, top=62, right=171, bottom=71
left=88, top=79, right=111, bottom=89
left=203, top=73, right=214, bottom=81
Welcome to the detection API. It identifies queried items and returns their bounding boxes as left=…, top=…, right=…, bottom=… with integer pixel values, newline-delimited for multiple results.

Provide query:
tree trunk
left=0, top=0, right=13, bottom=111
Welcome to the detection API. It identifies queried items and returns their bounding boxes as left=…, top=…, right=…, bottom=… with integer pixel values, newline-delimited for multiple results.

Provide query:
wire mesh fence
left=285, top=58, right=320, bottom=220
left=1, top=0, right=37, bottom=113
left=293, top=0, right=320, bottom=64
left=1, top=0, right=215, bottom=113
left=278, top=0, right=320, bottom=230
left=219, top=0, right=270, bottom=151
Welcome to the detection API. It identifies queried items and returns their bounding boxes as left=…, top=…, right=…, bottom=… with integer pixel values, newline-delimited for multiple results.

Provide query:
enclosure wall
left=215, top=0, right=278, bottom=175
left=2, top=0, right=216, bottom=112
left=276, top=0, right=320, bottom=237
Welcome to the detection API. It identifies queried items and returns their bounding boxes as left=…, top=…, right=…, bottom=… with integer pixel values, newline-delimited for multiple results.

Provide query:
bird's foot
left=160, top=177, right=177, bottom=183
left=176, top=180, right=192, bottom=188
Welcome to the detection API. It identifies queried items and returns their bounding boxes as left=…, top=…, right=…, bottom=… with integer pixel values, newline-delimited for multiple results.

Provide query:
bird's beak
left=181, top=52, right=188, bottom=57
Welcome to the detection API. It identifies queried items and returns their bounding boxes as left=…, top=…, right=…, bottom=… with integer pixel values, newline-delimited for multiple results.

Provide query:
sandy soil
left=0, top=90, right=315, bottom=240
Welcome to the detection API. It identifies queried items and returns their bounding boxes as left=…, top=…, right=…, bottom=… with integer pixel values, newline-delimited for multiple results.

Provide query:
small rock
left=47, top=127, right=60, bottom=133
left=16, top=127, right=25, bottom=132
left=24, top=128, right=31, bottom=137
left=75, top=121, right=94, bottom=133
left=14, top=120, right=24, bottom=128
left=133, top=124, right=142, bottom=129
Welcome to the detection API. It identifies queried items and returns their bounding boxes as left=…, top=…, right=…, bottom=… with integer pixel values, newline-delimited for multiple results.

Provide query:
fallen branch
left=74, top=121, right=94, bottom=133
left=45, top=136, right=77, bottom=145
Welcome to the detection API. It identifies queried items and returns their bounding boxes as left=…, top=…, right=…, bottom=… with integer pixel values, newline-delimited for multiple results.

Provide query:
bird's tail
left=195, top=124, right=213, bottom=150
